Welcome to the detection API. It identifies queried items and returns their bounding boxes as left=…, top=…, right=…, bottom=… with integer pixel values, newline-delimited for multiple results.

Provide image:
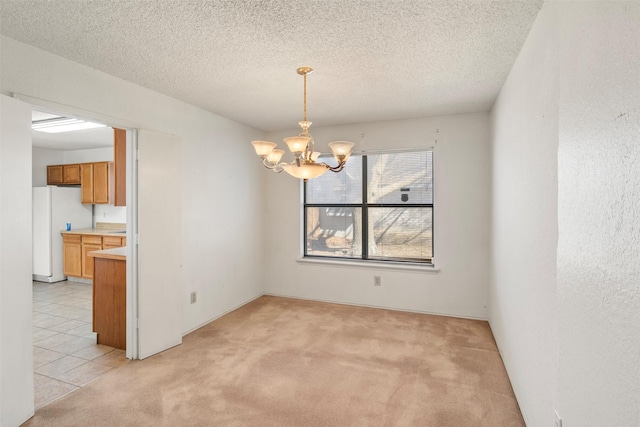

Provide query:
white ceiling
left=1, top=0, right=543, bottom=133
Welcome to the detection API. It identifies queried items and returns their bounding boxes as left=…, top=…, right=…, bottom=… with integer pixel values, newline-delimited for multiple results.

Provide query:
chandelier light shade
left=251, top=67, right=355, bottom=180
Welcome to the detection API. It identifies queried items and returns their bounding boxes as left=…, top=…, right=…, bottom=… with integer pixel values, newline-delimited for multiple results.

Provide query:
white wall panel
left=0, top=94, right=34, bottom=427
left=490, top=3, right=558, bottom=425
left=491, top=2, right=640, bottom=426
left=556, top=2, right=640, bottom=425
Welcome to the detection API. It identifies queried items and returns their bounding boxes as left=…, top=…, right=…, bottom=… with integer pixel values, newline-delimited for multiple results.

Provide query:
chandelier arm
left=304, top=136, right=315, bottom=161
left=262, top=158, right=285, bottom=172
left=326, top=161, right=347, bottom=173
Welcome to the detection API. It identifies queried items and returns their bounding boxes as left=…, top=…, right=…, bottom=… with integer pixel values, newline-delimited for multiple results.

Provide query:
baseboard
left=182, top=292, right=265, bottom=336
left=263, top=292, right=488, bottom=321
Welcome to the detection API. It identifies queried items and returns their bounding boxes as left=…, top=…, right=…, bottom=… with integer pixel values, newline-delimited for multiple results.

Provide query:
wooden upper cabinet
left=81, top=161, right=113, bottom=204
left=63, top=164, right=81, bottom=184
left=93, top=162, right=110, bottom=204
left=81, top=163, right=94, bottom=203
left=48, top=161, right=113, bottom=204
left=47, top=165, right=63, bottom=184
left=114, top=128, right=126, bottom=206
left=47, top=164, right=81, bottom=185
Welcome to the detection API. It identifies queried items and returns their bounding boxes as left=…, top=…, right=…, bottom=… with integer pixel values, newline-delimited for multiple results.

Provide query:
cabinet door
left=93, top=162, right=110, bottom=204
left=47, top=165, right=63, bottom=185
left=63, top=164, right=81, bottom=184
left=81, top=243, right=102, bottom=279
left=81, top=163, right=94, bottom=203
left=81, top=235, right=102, bottom=279
left=63, top=235, right=82, bottom=277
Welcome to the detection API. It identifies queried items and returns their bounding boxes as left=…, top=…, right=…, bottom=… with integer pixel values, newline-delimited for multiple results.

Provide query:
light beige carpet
left=24, top=296, right=524, bottom=426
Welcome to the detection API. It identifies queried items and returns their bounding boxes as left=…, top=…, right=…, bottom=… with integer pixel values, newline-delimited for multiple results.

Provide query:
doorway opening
left=30, top=106, right=133, bottom=408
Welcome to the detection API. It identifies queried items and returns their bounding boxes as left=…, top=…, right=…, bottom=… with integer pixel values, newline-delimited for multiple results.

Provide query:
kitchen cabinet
left=102, top=235, right=126, bottom=249
left=47, top=161, right=113, bottom=204
left=62, top=234, right=82, bottom=277
left=81, top=235, right=102, bottom=279
left=63, top=232, right=126, bottom=279
left=47, top=164, right=81, bottom=185
left=81, top=161, right=113, bottom=204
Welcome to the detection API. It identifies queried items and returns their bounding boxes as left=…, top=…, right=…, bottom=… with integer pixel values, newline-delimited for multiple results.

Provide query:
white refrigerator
left=32, top=186, right=93, bottom=282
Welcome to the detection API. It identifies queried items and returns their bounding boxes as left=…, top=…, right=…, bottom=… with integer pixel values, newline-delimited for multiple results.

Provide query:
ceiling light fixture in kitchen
left=250, top=67, right=354, bottom=180
left=32, top=117, right=107, bottom=133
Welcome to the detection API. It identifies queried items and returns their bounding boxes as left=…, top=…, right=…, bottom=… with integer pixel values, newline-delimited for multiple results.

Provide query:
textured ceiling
left=1, top=0, right=543, bottom=132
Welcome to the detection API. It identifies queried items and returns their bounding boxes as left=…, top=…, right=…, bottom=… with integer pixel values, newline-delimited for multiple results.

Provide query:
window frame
left=303, top=149, right=434, bottom=265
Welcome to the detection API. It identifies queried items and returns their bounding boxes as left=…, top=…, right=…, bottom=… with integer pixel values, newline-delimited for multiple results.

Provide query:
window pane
left=305, top=155, right=362, bottom=204
left=368, top=207, right=432, bottom=261
left=306, top=207, right=362, bottom=258
left=367, top=152, right=432, bottom=205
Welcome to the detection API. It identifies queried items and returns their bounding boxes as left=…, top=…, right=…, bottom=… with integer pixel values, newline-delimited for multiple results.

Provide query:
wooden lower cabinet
left=82, top=242, right=103, bottom=279
left=102, top=235, right=125, bottom=250
left=63, top=235, right=82, bottom=277
left=63, top=233, right=126, bottom=279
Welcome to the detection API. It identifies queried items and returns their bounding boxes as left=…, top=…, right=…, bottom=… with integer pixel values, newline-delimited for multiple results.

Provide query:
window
left=304, top=150, right=433, bottom=264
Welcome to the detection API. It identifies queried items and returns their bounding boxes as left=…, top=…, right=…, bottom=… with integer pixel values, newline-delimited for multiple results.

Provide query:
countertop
left=88, top=246, right=127, bottom=261
left=61, top=228, right=126, bottom=237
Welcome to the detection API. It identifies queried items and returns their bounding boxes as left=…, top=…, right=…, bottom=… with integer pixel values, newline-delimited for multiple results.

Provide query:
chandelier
left=251, top=67, right=355, bottom=180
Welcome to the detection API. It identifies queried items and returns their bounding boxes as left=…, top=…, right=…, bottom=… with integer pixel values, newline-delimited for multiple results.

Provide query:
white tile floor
left=32, top=280, right=128, bottom=409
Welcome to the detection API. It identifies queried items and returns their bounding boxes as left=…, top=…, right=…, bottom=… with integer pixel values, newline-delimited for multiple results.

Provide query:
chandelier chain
left=303, top=72, right=307, bottom=122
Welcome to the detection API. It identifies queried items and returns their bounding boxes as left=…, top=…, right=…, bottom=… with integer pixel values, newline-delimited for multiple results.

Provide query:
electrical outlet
left=190, top=291, right=197, bottom=304
left=374, top=276, right=381, bottom=286
left=554, top=410, right=562, bottom=427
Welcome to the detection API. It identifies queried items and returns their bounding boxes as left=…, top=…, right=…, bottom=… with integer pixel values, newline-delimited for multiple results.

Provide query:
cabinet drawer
left=63, top=234, right=81, bottom=244
left=102, top=236, right=124, bottom=247
left=82, top=235, right=103, bottom=245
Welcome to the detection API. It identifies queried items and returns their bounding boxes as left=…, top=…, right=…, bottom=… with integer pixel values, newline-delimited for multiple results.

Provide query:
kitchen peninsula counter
left=88, top=247, right=126, bottom=350
left=88, top=246, right=126, bottom=260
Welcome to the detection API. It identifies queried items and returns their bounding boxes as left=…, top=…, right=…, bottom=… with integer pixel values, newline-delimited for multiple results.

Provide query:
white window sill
left=296, top=257, right=439, bottom=273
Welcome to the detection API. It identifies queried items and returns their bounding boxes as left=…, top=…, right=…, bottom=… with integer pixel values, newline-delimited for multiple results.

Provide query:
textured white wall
left=62, top=146, right=112, bottom=163
left=490, top=3, right=559, bottom=426
left=263, top=113, right=491, bottom=319
left=556, top=2, right=640, bottom=425
left=491, top=2, right=640, bottom=426
left=0, top=36, right=265, bottom=338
